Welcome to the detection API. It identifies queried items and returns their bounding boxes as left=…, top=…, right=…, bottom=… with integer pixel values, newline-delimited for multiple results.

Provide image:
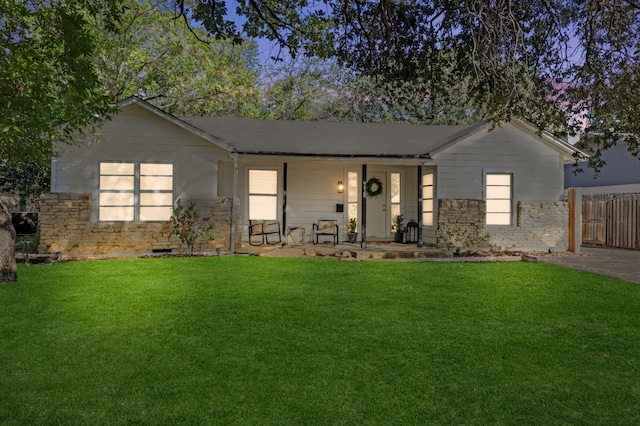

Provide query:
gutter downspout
left=417, top=165, right=424, bottom=247
left=361, top=164, right=367, bottom=249
left=283, top=162, right=287, bottom=238
left=230, top=153, right=238, bottom=254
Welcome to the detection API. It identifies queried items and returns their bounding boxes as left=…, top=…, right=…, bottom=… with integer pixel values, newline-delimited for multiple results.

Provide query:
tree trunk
left=0, top=196, right=17, bottom=282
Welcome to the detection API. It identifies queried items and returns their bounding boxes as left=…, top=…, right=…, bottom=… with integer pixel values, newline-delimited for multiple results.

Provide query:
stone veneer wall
left=38, top=193, right=241, bottom=255
left=437, top=199, right=569, bottom=251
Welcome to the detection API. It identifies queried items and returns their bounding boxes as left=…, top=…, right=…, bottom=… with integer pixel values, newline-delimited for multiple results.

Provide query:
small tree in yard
left=168, top=201, right=215, bottom=256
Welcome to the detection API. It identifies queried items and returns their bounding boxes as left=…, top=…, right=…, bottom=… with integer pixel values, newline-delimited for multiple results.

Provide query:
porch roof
left=182, top=117, right=482, bottom=159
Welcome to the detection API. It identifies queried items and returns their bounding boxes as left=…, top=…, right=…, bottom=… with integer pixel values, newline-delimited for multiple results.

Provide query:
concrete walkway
left=537, top=246, right=640, bottom=284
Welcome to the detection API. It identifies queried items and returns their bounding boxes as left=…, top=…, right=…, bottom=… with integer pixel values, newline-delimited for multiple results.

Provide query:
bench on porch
left=312, top=220, right=339, bottom=245
left=248, top=220, right=282, bottom=246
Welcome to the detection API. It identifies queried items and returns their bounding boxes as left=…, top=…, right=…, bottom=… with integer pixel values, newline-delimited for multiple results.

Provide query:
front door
left=366, top=172, right=388, bottom=238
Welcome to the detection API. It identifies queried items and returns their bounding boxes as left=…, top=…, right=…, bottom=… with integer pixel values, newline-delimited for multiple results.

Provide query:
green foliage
left=95, top=0, right=262, bottom=117
left=0, top=161, right=50, bottom=201
left=348, top=217, right=357, bottom=234
left=3, top=258, right=640, bottom=423
left=168, top=201, right=215, bottom=255
left=0, top=0, right=123, bottom=168
left=259, top=56, right=479, bottom=124
left=392, top=214, right=404, bottom=233
left=185, top=0, right=640, bottom=167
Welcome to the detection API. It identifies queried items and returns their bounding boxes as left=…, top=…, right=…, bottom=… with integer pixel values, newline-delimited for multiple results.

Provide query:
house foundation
left=437, top=199, right=569, bottom=251
left=38, top=193, right=241, bottom=255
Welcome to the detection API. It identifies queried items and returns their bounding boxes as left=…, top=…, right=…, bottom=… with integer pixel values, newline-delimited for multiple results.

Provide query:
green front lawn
left=1, top=257, right=639, bottom=424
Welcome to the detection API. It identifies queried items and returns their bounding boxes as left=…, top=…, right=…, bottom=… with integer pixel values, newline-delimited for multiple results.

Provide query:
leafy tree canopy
left=0, top=0, right=124, bottom=168
left=95, top=0, right=262, bottom=117
left=179, top=0, right=640, bottom=170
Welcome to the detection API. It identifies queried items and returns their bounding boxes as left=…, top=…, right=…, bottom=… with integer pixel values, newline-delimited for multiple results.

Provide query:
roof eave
left=510, top=118, right=590, bottom=160
left=428, top=121, right=491, bottom=157
left=233, top=151, right=432, bottom=162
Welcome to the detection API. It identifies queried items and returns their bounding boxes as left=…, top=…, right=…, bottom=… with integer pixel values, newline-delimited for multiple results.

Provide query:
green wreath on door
left=366, top=177, right=383, bottom=198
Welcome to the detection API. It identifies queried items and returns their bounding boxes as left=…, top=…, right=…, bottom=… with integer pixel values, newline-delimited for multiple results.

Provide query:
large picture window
left=249, top=169, right=278, bottom=220
left=485, top=173, right=512, bottom=225
left=99, top=162, right=173, bottom=221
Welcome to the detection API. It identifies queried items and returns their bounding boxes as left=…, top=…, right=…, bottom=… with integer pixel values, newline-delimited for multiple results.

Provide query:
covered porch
left=228, top=157, right=437, bottom=249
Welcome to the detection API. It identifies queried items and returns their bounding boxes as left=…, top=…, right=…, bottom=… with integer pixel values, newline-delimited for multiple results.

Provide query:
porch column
left=417, top=165, right=423, bottom=247
left=360, top=164, right=367, bottom=249
left=283, top=162, right=288, bottom=238
left=230, top=153, right=238, bottom=253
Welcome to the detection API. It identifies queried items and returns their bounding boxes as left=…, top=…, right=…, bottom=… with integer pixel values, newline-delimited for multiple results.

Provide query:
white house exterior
left=40, top=97, right=581, bottom=255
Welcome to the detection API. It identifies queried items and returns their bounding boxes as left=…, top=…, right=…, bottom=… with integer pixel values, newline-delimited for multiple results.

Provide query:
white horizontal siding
left=434, top=123, right=564, bottom=201
left=52, top=104, right=229, bottom=204
left=236, top=159, right=424, bottom=241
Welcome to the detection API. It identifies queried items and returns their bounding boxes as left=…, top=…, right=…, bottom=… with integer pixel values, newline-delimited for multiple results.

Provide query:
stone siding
left=437, top=199, right=568, bottom=251
left=38, top=194, right=241, bottom=255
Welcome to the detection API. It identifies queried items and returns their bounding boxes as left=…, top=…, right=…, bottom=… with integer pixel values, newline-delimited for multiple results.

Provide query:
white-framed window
left=99, top=162, right=173, bottom=222
left=248, top=169, right=278, bottom=220
left=390, top=172, right=401, bottom=223
left=485, top=173, right=512, bottom=225
left=422, top=172, right=434, bottom=226
left=347, top=171, right=359, bottom=225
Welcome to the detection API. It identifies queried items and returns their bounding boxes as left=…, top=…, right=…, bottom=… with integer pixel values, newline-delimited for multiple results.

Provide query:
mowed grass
left=1, top=257, right=639, bottom=425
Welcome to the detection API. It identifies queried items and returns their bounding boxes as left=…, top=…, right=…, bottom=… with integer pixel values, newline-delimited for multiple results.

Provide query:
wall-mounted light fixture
left=337, top=181, right=344, bottom=193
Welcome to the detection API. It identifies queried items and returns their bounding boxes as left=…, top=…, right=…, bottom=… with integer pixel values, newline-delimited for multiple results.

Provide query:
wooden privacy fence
left=581, top=193, right=639, bottom=249
left=606, top=193, right=640, bottom=249
left=582, top=194, right=607, bottom=245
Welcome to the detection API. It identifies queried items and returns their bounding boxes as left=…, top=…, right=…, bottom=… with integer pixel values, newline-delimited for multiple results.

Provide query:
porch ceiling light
left=337, top=181, right=344, bottom=193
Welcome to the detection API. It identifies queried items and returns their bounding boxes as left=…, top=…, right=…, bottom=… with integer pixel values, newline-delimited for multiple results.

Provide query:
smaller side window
left=485, top=173, right=512, bottom=225
left=422, top=172, right=434, bottom=226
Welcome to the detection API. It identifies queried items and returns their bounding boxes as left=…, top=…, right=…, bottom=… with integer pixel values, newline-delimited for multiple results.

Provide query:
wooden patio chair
left=248, top=220, right=282, bottom=246
left=312, top=219, right=339, bottom=245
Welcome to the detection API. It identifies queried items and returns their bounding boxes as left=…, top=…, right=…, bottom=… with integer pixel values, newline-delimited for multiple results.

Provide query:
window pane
left=423, top=186, right=433, bottom=200
left=486, top=174, right=511, bottom=186
left=140, top=193, right=173, bottom=206
left=487, top=199, right=511, bottom=213
left=140, top=176, right=173, bottom=191
left=422, top=212, right=433, bottom=226
left=486, top=186, right=511, bottom=199
left=347, top=172, right=358, bottom=203
left=100, top=207, right=134, bottom=221
left=100, top=175, right=134, bottom=190
left=140, top=206, right=172, bottom=221
left=100, top=193, right=134, bottom=206
left=391, top=204, right=400, bottom=221
left=249, top=170, right=278, bottom=194
left=391, top=173, right=400, bottom=204
left=486, top=213, right=511, bottom=225
left=423, top=199, right=433, bottom=212
left=249, top=195, right=277, bottom=220
left=141, top=163, right=173, bottom=175
left=422, top=173, right=433, bottom=186
left=101, top=163, right=134, bottom=175
left=348, top=203, right=358, bottom=221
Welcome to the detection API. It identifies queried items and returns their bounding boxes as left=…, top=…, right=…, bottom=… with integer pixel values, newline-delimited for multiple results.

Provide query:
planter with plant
left=348, top=218, right=358, bottom=243
left=393, top=214, right=405, bottom=243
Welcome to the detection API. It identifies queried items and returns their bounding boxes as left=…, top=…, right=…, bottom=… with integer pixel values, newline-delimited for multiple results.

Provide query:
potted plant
left=348, top=217, right=358, bottom=243
left=393, top=214, right=405, bottom=243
